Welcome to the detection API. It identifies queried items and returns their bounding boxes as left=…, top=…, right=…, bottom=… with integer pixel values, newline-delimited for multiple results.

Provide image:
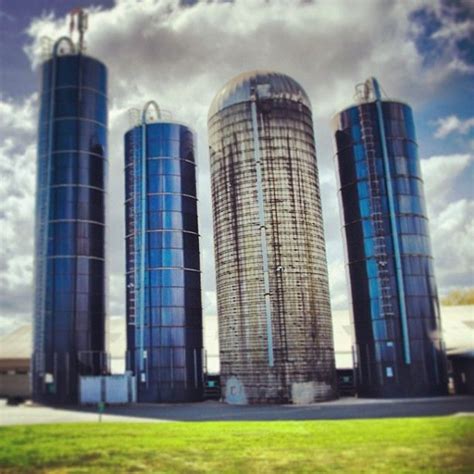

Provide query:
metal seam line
left=251, top=97, right=274, bottom=367
left=37, top=39, right=59, bottom=376
left=138, top=120, right=147, bottom=375
left=371, top=77, right=411, bottom=365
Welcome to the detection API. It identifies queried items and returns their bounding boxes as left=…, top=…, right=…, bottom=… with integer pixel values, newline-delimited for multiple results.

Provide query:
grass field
left=1, top=416, right=473, bottom=473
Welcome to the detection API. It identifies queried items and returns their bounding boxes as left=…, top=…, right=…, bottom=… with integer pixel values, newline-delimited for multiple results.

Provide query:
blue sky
left=0, top=0, right=473, bottom=333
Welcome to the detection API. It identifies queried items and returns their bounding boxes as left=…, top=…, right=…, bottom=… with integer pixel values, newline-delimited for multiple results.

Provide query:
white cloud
left=433, top=115, right=474, bottom=139
left=420, top=153, right=473, bottom=213
left=1, top=0, right=473, bottom=333
left=0, top=95, right=38, bottom=323
left=421, top=154, right=474, bottom=295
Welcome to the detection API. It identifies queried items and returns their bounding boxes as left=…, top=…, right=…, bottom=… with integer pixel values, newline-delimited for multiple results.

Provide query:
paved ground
left=1, top=396, right=473, bottom=425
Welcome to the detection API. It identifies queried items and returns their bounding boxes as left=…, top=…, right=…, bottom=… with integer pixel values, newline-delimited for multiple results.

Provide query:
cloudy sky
left=0, top=0, right=473, bottom=335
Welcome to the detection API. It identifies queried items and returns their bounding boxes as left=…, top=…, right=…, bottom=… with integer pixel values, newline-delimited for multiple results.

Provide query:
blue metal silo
left=333, top=78, right=448, bottom=397
left=32, top=28, right=108, bottom=404
left=125, top=102, right=203, bottom=402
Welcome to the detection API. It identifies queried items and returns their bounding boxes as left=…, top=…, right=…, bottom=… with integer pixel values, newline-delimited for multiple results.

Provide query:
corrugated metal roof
left=2, top=306, right=472, bottom=368
left=208, top=70, right=312, bottom=118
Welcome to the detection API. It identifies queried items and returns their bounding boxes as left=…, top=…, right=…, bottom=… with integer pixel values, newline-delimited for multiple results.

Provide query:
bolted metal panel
left=32, top=42, right=108, bottom=405
left=124, top=118, right=204, bottom=403
left=208, top=71, right=337, bottom=404
left=333, top=82, right=448, bottom=397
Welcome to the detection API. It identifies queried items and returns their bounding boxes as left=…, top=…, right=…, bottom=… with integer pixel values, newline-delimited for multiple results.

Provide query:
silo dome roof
left=208, top=70, right=312, bottom=118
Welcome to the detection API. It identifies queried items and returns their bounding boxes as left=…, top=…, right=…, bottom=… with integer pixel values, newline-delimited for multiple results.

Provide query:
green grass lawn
left=1, top=417, right=473, bottom=473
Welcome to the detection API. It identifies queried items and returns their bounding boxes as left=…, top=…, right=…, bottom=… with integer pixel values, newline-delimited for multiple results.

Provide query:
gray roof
left=208, top=70, right=312, bottom=118
left=2, top=306, right=472, bottom=372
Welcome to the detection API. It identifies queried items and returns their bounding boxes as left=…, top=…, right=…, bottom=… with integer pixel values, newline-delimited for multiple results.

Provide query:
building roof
left=2, top=306, right=472, bottom=371
left=208, top=70, right=311, bottom=118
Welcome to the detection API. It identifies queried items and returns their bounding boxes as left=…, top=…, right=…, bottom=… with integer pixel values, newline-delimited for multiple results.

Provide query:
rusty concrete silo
left=208, top=70, right=337, bottom=404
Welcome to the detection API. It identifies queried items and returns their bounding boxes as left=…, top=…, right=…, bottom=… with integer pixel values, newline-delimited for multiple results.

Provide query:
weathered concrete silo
left=208, top=70, right=337, bottom=404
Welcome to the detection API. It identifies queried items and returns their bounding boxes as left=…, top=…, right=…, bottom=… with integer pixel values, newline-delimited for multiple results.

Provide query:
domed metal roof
left=208, top=70, right=311, bottom=118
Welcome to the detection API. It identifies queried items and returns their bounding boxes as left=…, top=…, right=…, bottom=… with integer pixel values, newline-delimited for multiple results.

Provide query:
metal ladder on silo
left=34, top=41, right=60, bottom=383
left=128, top=131, right=137, bottom=327
left=359, top=106, right=395, bottom=321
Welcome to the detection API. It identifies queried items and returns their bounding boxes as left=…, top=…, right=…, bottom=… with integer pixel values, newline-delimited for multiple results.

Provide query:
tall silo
left=32, top=12, right=108, bottom=404
left=333, top=77, right=448, bottom=397
left=125, top=102, right=203, bottom=402
left=208, top=70, right=337, bottom=404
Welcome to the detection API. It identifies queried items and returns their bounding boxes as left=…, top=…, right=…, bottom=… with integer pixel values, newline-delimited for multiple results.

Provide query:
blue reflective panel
left=149, top=269, right=185, bottom=287
left=148, top=195, right=183, bottom=212
left=54, top=120, right=78, bottom=150
left=347, top=236, right=365, bottom=261
left=76, top=293, right=91, bottom=312
left=356, top=181, right=369, bottom=199
left=368, top=278, right=380, bottom=299
left=150, top=289, right=161, bottom=307
left=388, top=139, right=404, bottom=157
left=366, top=259, right=379, bottom=279
left=354, top=144, right=366, bottom=162
left=182, top=196, right=197, bottom=214
left=53, top=257, right=76, bottom=275
left=163, top=249, right=183, bottom=267
left=53, top=120, right=107, bottom=154
left=372, top=321, right=388, bottom=340
left=147, top=138, right=181, bottom=157
left=163, top=328, right=185, bottom=346
left=350, top=124, right=362, bottom=142
left=164, top=176, right=181, bottom=193
left=81, top=90, right=107, bottom=125
left=183, top=233, right=199, bottom=253
left=403, top=107, right=417, bottom=141
left=377, top=341, right=397, bottom=362
left=163, top=231, right=183, bottom=248
left=148, top=160, right=159, bottom=175
left=124, top=130, right=141, bottom=165
left=182, top=213, right=198, bottom=232
left=410, top=178, right=423, bottom=196
left=361, top=219, right=373, bottom=238
left=394, top=156, right=408, bottom=175
left=148, top=176, right=181, bottom=193
left=149, top=249, right=184, bottom=267
left=53, top=237, right=75, bottom=255
left=407, top=276, right=429, bottom=296
left=147, top=158, right=181, bottom=175
left=82, top=154, right=106, bottom=188
left=355, top=161, right=368, bottom=180
left=164, top=194, right=182, bottom=211
left=160, top=212, right=182, bottom=229
left=54, top=88, right=78, bottom=117
left=148, top=123, right=181, bottom=142
left=81, top=58, right=107, bottom=94
left=185, top=271, right=201, bottom=289
left=52, top=153, right=76, bottom=184
left=54, top=291, right=75, bottom=311
left=54, top=273, right=75, bottom=292
left=161, top=287, right=184, bottom=306
left=162, top=269, right=185, bottom=287
left=148, top=212, right=160, bottom=229
left=185, top=288, right=201, bottom=307
left=370, top=298, right=380, bottom=318
left=184, top=249, right=200, bottom=269
left=148, top=232, right=162, bottom=249
left=55, top=56, right=79, bottom=87
left=337, top=150, right=357, bottom=185
left=407, top=156, right=421, bottom=177
left=359, top=198, right=371, bottom=218
left=51, top=187, right=76, bottom=219
left=161, top=308, right=185, bottom=325
left=406, top=141, right=418, bottom=160
left=395, top=177, right=410, bottom=195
